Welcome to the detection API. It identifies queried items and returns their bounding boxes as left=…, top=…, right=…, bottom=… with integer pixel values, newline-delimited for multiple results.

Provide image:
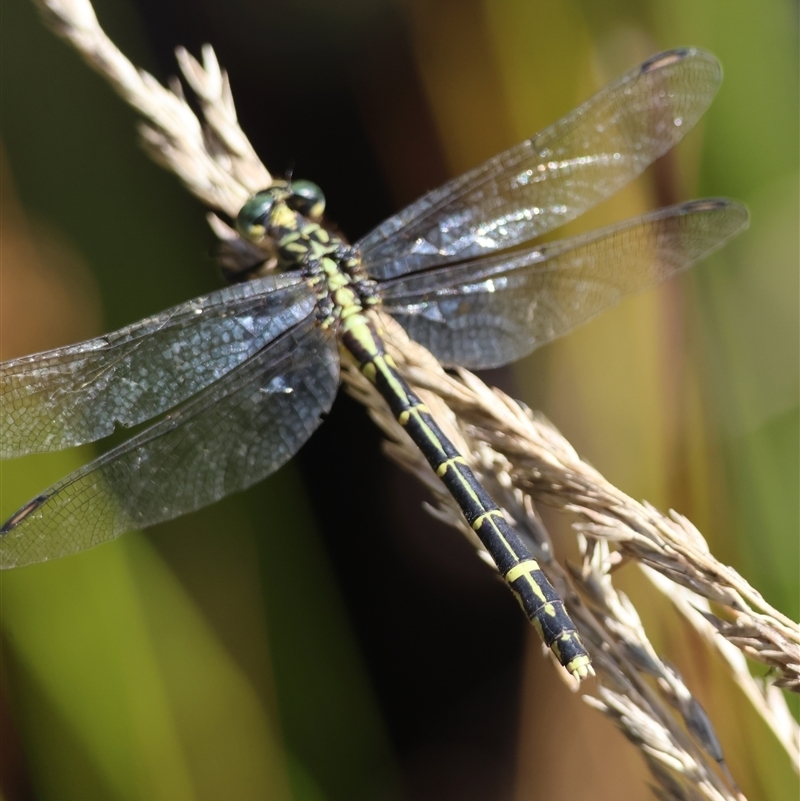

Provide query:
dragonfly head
left=236, top=180, right=326, bottom=243
left=286, top=179, right=326, bottom=219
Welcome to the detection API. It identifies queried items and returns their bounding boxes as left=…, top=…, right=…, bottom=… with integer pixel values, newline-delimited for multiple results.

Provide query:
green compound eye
left=288, top=180, right=326, bottom=220
left=236, top=191, right=276, bottom=242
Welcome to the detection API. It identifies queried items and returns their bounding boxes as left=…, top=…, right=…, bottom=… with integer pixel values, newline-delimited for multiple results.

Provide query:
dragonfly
left=1, top=48, right=748, bottom=680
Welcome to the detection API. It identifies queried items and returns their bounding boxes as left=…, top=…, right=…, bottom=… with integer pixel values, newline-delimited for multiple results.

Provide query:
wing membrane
left=380, top=199, right=748, bottom=369
left=358, top=48, right=722, bottom=279
left=1, top=274, right=312, bottom=458
left=0, top=318, right=339, bottom=568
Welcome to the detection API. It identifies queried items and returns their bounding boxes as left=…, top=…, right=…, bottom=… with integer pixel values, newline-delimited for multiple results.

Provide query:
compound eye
left=236, top=191, right=275, bottom=242
left=288, top=179, right=326, bottom=219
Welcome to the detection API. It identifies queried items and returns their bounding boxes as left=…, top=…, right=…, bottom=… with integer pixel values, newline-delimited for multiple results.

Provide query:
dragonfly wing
left=358, top=49, right=721, bottom=279
left=0, top=318, right=339, bottom=568
left=1, top=273, right=313, bottom=458
left=380, top=199, right=748, bottom=369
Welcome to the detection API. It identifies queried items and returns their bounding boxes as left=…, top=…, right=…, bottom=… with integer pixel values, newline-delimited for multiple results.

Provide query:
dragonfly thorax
left=237, top=182, right=378, bottom=328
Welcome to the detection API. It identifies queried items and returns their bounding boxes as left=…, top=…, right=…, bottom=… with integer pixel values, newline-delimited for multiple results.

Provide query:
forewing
left=358, top=49, right=721, bottom=279
left=0, top=318, right=339, bottom=568
left=1, top=274, right=312, bottom=458
left=380, top=199, right=748, bottom=369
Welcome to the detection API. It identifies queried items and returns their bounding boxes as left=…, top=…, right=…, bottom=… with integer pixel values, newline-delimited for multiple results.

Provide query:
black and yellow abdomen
left=340, top=309, right=591, bottom=679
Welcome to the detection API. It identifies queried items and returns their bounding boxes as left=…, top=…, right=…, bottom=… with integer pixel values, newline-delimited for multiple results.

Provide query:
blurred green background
left=1, top=0, right=797, bottom=799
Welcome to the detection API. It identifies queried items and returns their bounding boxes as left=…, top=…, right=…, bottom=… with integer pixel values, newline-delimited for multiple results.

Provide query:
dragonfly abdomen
left=340, top=312, right=592, bottom=680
